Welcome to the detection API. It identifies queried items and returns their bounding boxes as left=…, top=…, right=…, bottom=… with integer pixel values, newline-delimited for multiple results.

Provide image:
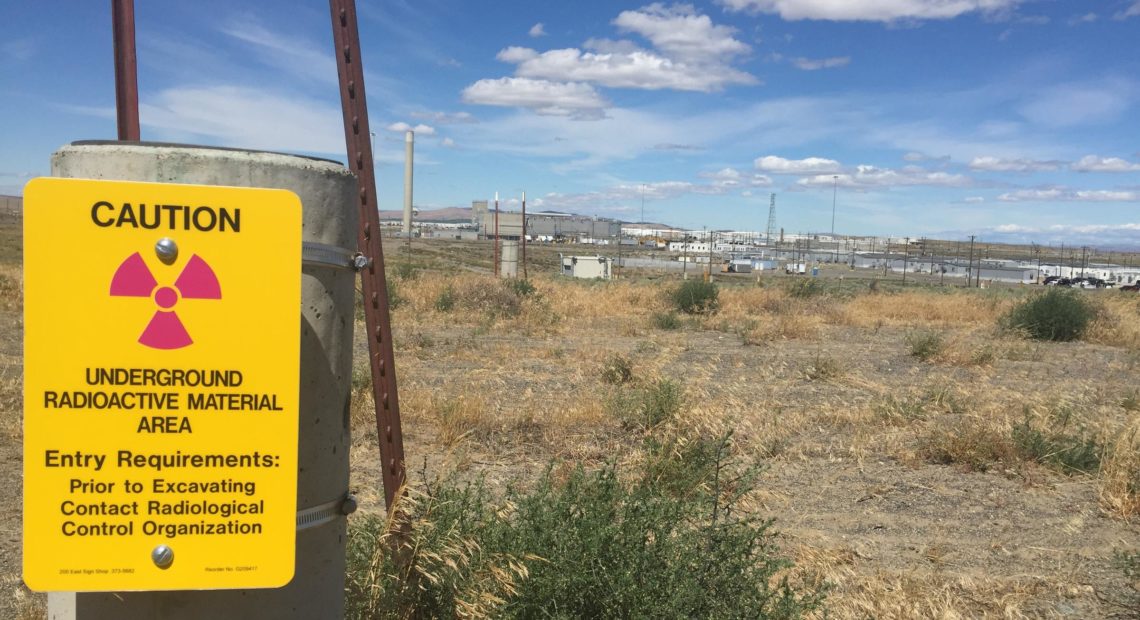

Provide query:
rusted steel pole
left=329, top=0, right=406, bottom=509
left=494, top=192, right=500, bottom=276
left=521, top=190, right=528, bottom=279
left=111, top=0, right=140, bottom=140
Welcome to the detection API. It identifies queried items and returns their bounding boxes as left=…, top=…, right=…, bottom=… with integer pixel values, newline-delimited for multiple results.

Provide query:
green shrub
left=434, top=286, right=456, bottom=312
left=346, top=434, right=826, bottom=619
left=600, top=353, right=634, bottom=385
left=671, top=280, right=719, bottom=314
left=394, top=262, right=418, bottom=280
left=385, top=278, right=402, bottom=311
left=505, top=278, right=537, bottom=297
left=1011, top=416, right=1101, bottom=475
left=801, top=353, right=844, bottom=381
left=787, top=278, right=826, bottom=299
left=652, top=310, right=681, bottom=330
left=906, top=330, right=945, bottom=361
left=608, top=379, right=684, bottom=430
left=1003, top=288, right=1096, bottom=342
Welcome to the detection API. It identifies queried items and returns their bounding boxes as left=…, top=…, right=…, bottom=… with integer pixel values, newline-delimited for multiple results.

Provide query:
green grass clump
left=787, top=278, right=827, bottom=299
left=1011, top=416, right=1102, bottom=475
left=671, top=280, right=719, bottom=314
left=600, top=353, right=634, bottom=385
left=434, top=285, right=456, bottom=312
left=906, top=330, right=945, bottom=361
left=1003, top=288, right=1096, bottom=342
left=346, top=432, right=826, bottom=619
left=505, top=278, right=537, bottom=297
left=652, top=310, right=682, bottom=330
left=607, top=379, right=684, bottom=430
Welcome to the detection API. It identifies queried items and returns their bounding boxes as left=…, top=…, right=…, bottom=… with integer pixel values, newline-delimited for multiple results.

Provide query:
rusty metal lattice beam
left=328, top=0, right=407, bottom=509
left=111, top=0, right=140, bottom=141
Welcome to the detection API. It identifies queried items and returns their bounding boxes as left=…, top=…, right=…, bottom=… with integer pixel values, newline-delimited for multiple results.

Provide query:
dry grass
left=839, top=290, right=1011, bottom=328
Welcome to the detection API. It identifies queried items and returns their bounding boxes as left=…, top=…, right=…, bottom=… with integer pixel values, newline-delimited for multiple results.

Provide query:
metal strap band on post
left=296, top=496, right=354, bottom=531
left=329, top=0, right=407, bottom=510
left=301, top=241, right=358, bottom=270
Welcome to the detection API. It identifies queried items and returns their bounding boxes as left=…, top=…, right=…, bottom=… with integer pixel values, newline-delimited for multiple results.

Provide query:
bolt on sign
left=22, top=178, right=301, bottom=591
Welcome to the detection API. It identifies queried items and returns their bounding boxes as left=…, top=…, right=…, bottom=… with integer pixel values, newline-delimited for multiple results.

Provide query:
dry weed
left=839, top=290, right=1009, bottom=328
left=1099, top=422, right=1140, bottom=519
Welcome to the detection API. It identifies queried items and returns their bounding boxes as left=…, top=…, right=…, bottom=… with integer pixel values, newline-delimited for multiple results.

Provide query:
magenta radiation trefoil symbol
left=109, top=252, right=222, bottom=349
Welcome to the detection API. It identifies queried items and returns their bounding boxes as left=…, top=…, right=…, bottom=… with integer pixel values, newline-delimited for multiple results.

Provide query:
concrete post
left=48, top=142, right=357, bottom=619
left=403, top=131, right=413, bottom=238
left=500, top=240, right=519, bottom=278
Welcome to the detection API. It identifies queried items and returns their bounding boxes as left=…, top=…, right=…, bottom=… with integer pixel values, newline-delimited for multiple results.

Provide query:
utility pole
left=493, top=192, right=500, bottom=277
left=967, top=235, right=976, bottom=288
left=682, top=232, right=688, bottom=280
left=521, top=191, right=528, bottom=280
left=902, top=237, right=910, bottom=284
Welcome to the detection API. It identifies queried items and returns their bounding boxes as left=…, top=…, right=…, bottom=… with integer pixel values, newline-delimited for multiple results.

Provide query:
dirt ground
left=3, top=230, right=1138, bottom=618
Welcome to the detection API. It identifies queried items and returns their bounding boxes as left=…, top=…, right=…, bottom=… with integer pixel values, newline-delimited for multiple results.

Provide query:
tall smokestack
left=403, top=130, right=413, bottom=237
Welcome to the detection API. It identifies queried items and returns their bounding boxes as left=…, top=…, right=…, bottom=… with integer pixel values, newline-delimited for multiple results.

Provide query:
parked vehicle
left=1121, top=282, right=1140, bottom=292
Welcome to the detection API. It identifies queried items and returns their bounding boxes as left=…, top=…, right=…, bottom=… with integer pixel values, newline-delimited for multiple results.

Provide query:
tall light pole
left=830, top=175, right=838, bottom=236
left=831, top=175, right=838, bottom=264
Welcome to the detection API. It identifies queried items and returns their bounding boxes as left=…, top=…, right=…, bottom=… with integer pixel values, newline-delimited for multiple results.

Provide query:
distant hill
left=379, top=206, right=472, bottom=222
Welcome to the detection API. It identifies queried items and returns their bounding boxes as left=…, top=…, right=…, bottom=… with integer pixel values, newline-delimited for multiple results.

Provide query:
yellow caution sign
left=23, top=178, right=301, bottom=591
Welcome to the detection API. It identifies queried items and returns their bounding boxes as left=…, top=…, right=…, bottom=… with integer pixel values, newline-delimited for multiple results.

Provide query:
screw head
left=152, top=544, right=174, bottom=569
left=155, top=238, right=178, bottom=264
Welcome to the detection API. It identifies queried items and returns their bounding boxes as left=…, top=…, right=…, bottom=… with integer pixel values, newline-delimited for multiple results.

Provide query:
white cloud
left=471, top=4, right=756, bottom=104
left=1071, top=155, right=1140, bottom=172
left=441, top=137, right=456, bottom=148
left=718, top=0, right=1022, bottom=22
left=964, top=223, right=1140, bottom=247
left=755, top=155, right=841, bottom=174
left=997, top=188, right=1140, bottom=202
left=497, top=46, right=540, bottom=63
left=1114, top=1, right=1140, bottom=19
left=968, top=156, right=1060, bottom=172
left=138, top=86, right=345, bottom=154
left=613, top=3, right=750, bottom=64
left=529, top=22, right=547, bottom=37
left=699, top=167, right=772, bottom=187
left=410, top=110, right=477, bottom=124
left=461, top=77, right=608, bottom=119
left=1017, top=79, right=1137, bottom=127
left=2, top=37, right=36, bottom=62
left=386, top=122, right=436, bottom=136
left=1067, top=12, right=1097, bottom=25
left=507, top=47, right=756, bottom=91
left=963, top=196, right=985, bottom=203
left=790, top=56, right=850, bottom=70
left=797, top=165, right=971, bottom=189
left=219, top=21, right=336, bottom=86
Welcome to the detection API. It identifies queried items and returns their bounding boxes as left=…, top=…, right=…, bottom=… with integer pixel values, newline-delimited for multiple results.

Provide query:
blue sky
left=2, top=0, right=1139, bottom=246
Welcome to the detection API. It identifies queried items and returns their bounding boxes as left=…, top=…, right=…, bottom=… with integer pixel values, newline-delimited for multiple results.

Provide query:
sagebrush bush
left=346, top=432, right=825, bottom=619
left=787, top=278, right=826, bottom=299
left=433, top=285, right=456, bottom=312
left=1003, top=288, right=1096, bottom=342
left=607, top=378, right=684, bottom=429
left=505, top=277, right=537, bottom=297
left=671, top=280, right=719, bottom=314
left=600, top=353, right=634, bottom=385
left=906, top=330, right=945, bottom=361
left=1011, top=416, right=1102, bottom=475
left=652, top=310, right=681, bottom=330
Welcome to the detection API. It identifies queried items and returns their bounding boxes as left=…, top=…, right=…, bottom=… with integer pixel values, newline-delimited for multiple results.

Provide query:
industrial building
left=473, top=201, right=620, bottom=242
